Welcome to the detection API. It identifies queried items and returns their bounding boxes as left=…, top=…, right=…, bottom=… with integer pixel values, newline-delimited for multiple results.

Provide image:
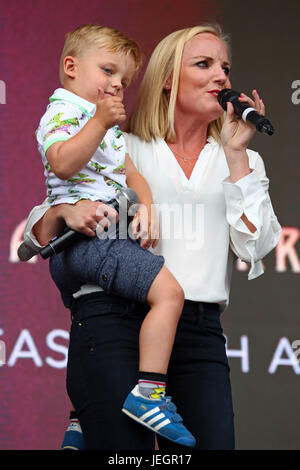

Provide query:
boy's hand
left=131, top=203, right=160, bottom=249
left=93, top=88, right=126, bottom=130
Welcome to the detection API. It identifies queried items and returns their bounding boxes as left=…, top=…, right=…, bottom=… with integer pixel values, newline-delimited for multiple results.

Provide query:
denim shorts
left=49, top=232, right=164, bottom=308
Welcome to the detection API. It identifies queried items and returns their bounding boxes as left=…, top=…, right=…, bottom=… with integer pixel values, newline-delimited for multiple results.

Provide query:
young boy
left=36, top=24, right=195, bottom=448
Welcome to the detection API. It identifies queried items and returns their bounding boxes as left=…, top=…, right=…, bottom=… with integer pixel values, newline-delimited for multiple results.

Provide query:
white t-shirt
left=22, top=134, right=281, bottom=310
left=36, top=88, right=127, bottom=205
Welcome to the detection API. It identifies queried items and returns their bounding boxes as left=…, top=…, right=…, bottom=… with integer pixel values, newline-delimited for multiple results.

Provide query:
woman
left=24, top=24, right=281, bottom=450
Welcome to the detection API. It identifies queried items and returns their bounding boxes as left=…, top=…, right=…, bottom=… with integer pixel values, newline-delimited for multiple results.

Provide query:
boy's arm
left=46, top=90, right=126, bottom=180
left=125, top=153, right=153, bottom=205
left=125, top=153, right=159, bottom=249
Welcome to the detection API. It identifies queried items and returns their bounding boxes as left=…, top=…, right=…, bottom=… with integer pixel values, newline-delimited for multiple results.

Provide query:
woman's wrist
left=223, top=148, right=252, bottom=183
left=51, top=203, right=72, bottom=222
left=223, top=144, right=248, bottom=156
left=32, top=204, right=68, bottom=245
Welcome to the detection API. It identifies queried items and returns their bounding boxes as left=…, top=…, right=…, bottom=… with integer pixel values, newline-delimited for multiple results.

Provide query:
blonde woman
left=24, top=24, right=281, bottom=450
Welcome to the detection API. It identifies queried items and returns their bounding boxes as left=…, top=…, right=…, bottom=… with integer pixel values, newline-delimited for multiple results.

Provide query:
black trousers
left=67, top=292, right=235, bottom=450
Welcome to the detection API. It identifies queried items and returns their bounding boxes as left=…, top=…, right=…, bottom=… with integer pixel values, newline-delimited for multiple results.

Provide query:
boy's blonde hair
left=59, top=24, right=143, bottom=85
left=127, top=24, right=231, bottom=143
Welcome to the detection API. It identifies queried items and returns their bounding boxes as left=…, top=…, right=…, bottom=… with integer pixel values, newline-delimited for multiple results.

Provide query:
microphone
left=17, top=242, right=40, bottom=262
left=39, top=187, right=138, bottom=259
left=218, top=88, right=274, bottom=136
left=39, top=228, right=84, bottom=259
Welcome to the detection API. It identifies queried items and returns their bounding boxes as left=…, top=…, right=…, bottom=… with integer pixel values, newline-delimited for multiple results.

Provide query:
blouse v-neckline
left=161, top=138, right=212, bottom=183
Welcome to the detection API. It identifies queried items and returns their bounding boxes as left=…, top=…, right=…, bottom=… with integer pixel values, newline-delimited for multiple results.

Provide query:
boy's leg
left=62, top=236, right=184, bottom=374
left=113, top=262, right=195, bottom=447
left=50, top=235, right=184, bottom=378
left=50, top=236, right=195, bottom=446
left=156, top=302, right=235, bottom=450
left=53, top=235, right=182, bottom=374
left=139, top=266, right=184, bottom=374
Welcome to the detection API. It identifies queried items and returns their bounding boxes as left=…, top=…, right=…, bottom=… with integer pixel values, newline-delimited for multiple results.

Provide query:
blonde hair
left=127, top=24, right=231, bottom=143
left=59, top=24, right=143, bottom=85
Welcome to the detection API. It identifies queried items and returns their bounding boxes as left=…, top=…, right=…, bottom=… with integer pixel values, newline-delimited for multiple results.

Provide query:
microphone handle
left=226, top=94, right=274, bottom=135
left=40, top=229, right=84, bottom=259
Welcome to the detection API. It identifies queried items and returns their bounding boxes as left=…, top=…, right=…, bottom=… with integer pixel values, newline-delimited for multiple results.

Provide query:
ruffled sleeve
left=222, top=151, right=282, bottom=280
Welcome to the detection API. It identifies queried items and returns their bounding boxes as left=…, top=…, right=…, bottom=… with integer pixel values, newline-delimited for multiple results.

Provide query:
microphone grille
left=218, top=88, right=239, bottom=109
left=17, top=242, right=38, bottom=261
left=120, top=187, right=139, bottom=206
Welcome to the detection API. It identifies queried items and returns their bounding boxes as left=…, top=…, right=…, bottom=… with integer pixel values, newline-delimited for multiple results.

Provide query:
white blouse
left=22, top=134, right=281, bottom=310
left=124, top=134, right=282, bottom=309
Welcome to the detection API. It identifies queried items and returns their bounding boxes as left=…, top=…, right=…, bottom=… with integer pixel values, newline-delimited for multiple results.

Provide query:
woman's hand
left=61, top=199, right=119, bottom=237
left=220, top=89, right=265, bottom=152
left=131, top=202, right=160, bottom=249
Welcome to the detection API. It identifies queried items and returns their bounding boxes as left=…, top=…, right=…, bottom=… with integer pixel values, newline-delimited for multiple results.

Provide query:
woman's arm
left=221, top=90, right=268, bottom=233
left=221, top=149, right=257, bottom=233
left=222, top=153, right=281, bottom=279
left=220, top=90, right=281, bottom=277
left=32, top=204, right=67, bottom=245
left=33, top=199, right=118, bottom=245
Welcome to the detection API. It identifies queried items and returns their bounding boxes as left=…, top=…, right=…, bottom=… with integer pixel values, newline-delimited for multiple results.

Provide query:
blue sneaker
left=61, top=420, right=85, bottom=450
left=122, top=385, right=196, bottom=447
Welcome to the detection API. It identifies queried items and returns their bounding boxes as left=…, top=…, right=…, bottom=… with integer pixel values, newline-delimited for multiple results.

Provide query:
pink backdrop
left=1, top=0, right=299, bottom=451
